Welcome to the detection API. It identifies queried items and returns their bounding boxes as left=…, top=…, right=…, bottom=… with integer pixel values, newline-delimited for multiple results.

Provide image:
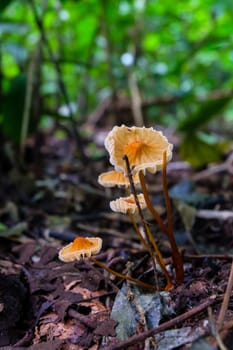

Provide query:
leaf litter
left=0, top=129, right=232, bottom=349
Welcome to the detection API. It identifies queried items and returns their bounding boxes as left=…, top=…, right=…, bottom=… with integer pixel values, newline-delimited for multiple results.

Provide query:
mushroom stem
left=123, top=154, right=159, bottom=287
left=89, top=257, right=156, bottom=290
left=128, top=211, right=173, bottom=290
left=162, top=151, right=184, bottom=284
left=144, top=222, right=173, bottom=290
left=127, top=211, right=150, bottom=251
left=138, top=171, right=169, bottom=236
left=123, top=154, right=172, bottom=290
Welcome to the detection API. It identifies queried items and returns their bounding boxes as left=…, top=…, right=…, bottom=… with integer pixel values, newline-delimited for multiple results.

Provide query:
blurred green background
left=0, top=0, right=233, bottom=166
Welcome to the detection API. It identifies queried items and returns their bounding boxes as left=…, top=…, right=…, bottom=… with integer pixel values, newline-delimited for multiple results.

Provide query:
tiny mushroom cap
left=98, top=170, right=140, bottom=188
left=110, top=193, right=146, bottom=214
left=104, top=125, right=173, bottom=175
left=58, top=237, right=102, bottom=262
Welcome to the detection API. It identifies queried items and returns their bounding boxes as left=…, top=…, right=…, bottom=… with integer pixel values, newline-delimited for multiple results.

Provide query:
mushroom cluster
left=58, top=125, right=183, bottom=291
left=98, top=125, right=184, bottom=288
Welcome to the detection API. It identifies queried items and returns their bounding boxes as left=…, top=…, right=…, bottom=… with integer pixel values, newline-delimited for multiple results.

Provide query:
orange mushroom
left=104, top=125, right=173, bottom=175
left=95, top=125, right=183, bottom=287
left=58, top=235, right=156, bottom=290
left=109, top=193, right=146, bottom=214
left=98, top=170, right=140, bottom=187
left=58, top=237, right=102, bottom=262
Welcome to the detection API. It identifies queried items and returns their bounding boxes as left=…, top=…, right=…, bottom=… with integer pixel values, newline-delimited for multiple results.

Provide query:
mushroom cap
left=98, top=170, right=140, bottom=188
left=110, top=193, right=146, bottom=214
left=104, top=125, right=173, bottom=175
left=58, top=237, right=102, bottom=262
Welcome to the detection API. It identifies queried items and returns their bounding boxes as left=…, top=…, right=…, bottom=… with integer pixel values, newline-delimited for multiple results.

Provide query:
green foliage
left=1, top=74, right=26, bottom=144
left=178, top=95, right=232, bottom=132
left=179, top=132, right=230, bottom=167
left=0, top=0, right=232, bottom=165
left=0, top=0, right=13, bottom=12
left=0, top=222, right=27, bottom=238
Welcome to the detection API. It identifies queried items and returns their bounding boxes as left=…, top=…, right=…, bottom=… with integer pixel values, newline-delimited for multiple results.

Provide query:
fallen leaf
left=111, top=284, right=162, bottom=340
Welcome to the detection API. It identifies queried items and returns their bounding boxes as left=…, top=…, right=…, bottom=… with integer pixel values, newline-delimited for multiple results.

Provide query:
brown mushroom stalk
left=138, top=154, right=184, bottom=284
left=144, top=222, right=173, bottom=290
left=162, top=151, right=184, bottom=283
left=127, top=210, right=150, bottom=251
left=123, top=154, right=173, bottom=290
left=89, top=256, right=156, bottom=290
left=128, top=210, right=171, bottom=290
left=138, top=170, right=169, bottom=236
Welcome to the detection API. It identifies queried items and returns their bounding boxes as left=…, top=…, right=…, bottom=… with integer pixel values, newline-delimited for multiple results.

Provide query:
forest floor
left=0, top=126, right=233, bottom=350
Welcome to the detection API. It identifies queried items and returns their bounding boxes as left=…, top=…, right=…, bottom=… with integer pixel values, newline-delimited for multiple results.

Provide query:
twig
left=88, top=89, right=233, bottom=129
left=87, top=94, right=178, bottom=127
left=208, top=308, right=228, bottom=350
left=185, top=253, right=233, bottom=261
left=217, top=259, right=233, bottom=328
left=76, top=222, right=135, bottom=239
left=193, top=152, right=233, bottom=181
left=196, top=209, right=233, bottom=221
left=219, top=319, right=233, bottom=345
left=101, top=295, right=218, bottom=350
left=68, top=308, right=96, bottom=329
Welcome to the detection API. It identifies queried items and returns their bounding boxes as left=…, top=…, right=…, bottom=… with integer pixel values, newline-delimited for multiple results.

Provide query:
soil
left=0, top=128, right=233, bottom=350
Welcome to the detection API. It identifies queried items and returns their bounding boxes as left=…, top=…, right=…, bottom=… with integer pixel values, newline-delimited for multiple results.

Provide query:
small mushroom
left=98, top=170, right=139, bottom=187
left=110, top=193, right=146, bottom=214
left=59, top=235, right=156, bottom=290
left=58, top=237, right=102, bottom=262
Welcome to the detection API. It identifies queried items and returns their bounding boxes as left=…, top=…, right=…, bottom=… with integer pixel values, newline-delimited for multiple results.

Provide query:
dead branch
left=101, top=295, right=219, bottom=350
